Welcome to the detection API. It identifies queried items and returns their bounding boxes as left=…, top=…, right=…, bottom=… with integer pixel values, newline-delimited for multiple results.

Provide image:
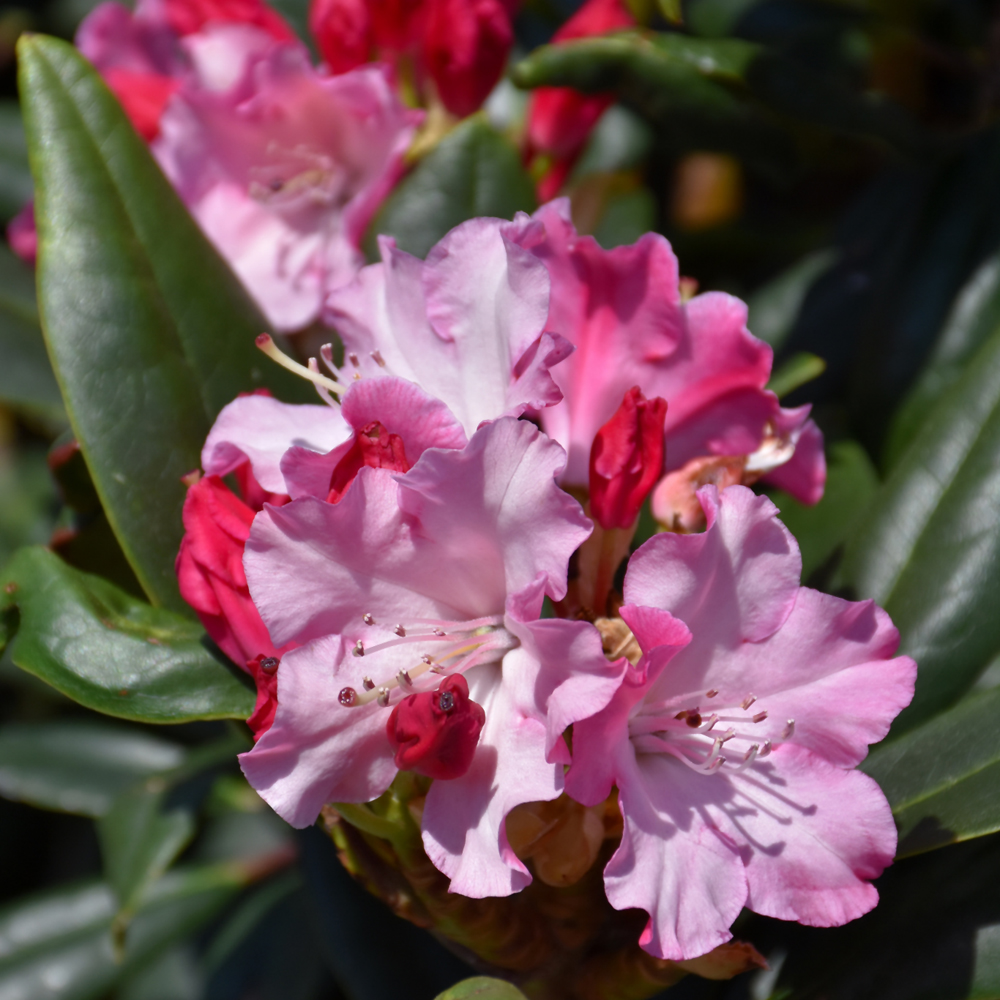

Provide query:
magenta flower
left=566, top=485, right=915, bottom=960
left=507, top=200, right=825, bottom=504
left=152, top=43, right=421, bottom=332
left=324, top=218, right=573, bottom=437
left=239, top=418, right=623, bottom=895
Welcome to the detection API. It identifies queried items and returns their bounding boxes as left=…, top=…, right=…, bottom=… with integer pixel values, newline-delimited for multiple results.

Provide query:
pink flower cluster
left=176, top=205, right=915, bottom=961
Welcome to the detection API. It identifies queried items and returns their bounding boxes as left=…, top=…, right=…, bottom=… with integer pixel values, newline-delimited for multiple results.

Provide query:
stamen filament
left=256, top=334, right=343, bottom=396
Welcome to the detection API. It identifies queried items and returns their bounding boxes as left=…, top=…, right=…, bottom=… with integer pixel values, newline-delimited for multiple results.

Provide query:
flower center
left=337, top=613, right=517, bottom=710
left=629, top=689, right=795, bottom=776
left=248, top=144, right=353, bottom=211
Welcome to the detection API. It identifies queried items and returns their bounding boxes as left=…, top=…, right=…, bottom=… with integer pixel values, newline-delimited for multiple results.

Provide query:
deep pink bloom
left=154, top=46, right=421, bottom=331
left=589, top=386, right=667, bottom=530
left=240, top=418, right=623, bottom=895
left=103, top=67, right=181, bottom=140
left=507, top=200, right=826, bottom=504
left=310, top=0, right=374, bottom=72
left=152, top=0, right=295, bottom=39
left=325, top=218, right=572, bottom=438
left=566, top=485, right=916, bottom=960
left=247, top=653, right=281, bottom=739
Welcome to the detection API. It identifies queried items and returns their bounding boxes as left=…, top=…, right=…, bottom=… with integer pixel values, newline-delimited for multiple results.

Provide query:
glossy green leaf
left=862, top=688, right=1000, bottom=858
left=510, top=33, right=791, bottom=174
left=0, top=721, right=184, bottom=817
left=363, top=116, right=535, bottom=261
left=0, top=100, right=33, bottom=222
left=433, top=978, right=528, bottom=999
left=769, top=440, right=878, bottom=582
left=839, top=316, right=1000, bottom=734
left=99, top=784, right=196, bottom=938
left=885, top=253, right=1000, bottom=470
left=0, top=864, right=245, bottom=1000
left=18, top=34, right=306, bottom=612
left=746, top=249, right=835, bottom=350
left=0, top=243, right=63, bottom=416
left=765, top=832, right=1000, bottom=1000
left=765, top=351, right=826, bottom=399
left=0, top=546, right=255, bottom=723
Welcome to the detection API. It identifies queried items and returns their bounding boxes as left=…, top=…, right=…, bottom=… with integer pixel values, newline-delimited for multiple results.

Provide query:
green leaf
left=839, top=315, right=1000, bottom=735
left=18, top=34, right=307, bottom=612
left=0, top=721, right=184, bottom=817
left=862, top=687, right=1000, bottom=858
left=363, top=116, right=536, bottom=261
left=769, top=440, right=879, bottom=582
left=99, top=783, right=196, bottom=941
left=0, top=546, right=255, bottom=723
left=885, top=253, right=1000, bottom=470
left=746, top=250, right=835, bottom=350
left=0, top=100, right=33, bottom=222
left=0, top=864, right=245, bottom=1000
left=434, top=977, right=529, bottom=999
left=765, top=351, right=826, bottom=399
left=0, top=243, right=63, bottom=417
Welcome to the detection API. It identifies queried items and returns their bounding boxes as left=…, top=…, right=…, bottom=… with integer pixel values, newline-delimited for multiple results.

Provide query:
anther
left=370, top=349, right=386, bottom=368
left=362, top=676, right=375, bottom=691
left=753, top=711, right=768, bottom=724
left=706, top=689, right=719, bottom=698
left=260, top=657, right=279, bottom=674
left=363, top=613, right=376, bottom=625
left=432, top=628, right=446, bottom=637
left=377, top=687, right=390, bottom=707
left=782, top=719, right=795, bottom=739
left=759, top=740, right=772, bottom=757
left=338, top=687, right=357, bottom=707
left=398, top=669, right=413, bottom=688
left=744, top=744, right=759, bottom=761
left=430, top=665, right=446, bottom=674
left=349, top=352, right=359, bottom=367
left=393, top=625, right=406, bottom=637
left=741, top=694, right=757, bottom=710
left=421, top=654, right=433, bottom=665
left=353, top=640, right=364, bottom=657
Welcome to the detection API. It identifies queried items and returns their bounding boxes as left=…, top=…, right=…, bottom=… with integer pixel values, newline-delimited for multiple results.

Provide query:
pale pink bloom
left=507, top=200, right=826, bottom=504
left=566, top=484, right=915, bottom=960
left=324, top=218, right=573, bottom=438
left=153, top=44, right=421, bottom=332
left=240, top=418, right=623, bottom=895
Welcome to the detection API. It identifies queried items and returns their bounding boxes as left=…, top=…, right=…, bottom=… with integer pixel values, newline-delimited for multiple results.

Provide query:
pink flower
left=507, top=200, right=826, bottom=504
left=240, top=418, right=623, bottom=895
left=566, top=485, right=916, bottom=960
left=7, top=203, right=37, bottom=266
left=324, top=218, right=573, bottom=438
left=154, top=45, right=421, bottom=332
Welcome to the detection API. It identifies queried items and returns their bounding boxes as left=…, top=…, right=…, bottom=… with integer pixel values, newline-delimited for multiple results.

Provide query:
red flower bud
left=7, top=203, right=37, bottom=267
left=371, top=0, right=426, bottom=52
left=310, top=0, right=373, bottom=73
left=162, top=0, right=295, bottom=39
left=423, top=0, right=512, bottom=118
left=246, top=653, right=280, bottom=740
left=176, top=474, right=284, bottom=666
left=386, top=674, right=486, bottom=780
left=103, top=69, right=180, bottom=142
left=327, top=420, right=411, bottom=502
left=526, top=0, right=634, bottom=183
left=589, top=386, right=667, bottom=529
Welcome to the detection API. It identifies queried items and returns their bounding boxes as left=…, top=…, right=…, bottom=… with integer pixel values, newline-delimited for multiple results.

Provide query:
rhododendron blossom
left=154, top=46, right=422, bottom=331
left=507, top=200, right=826, bottom=504
left=566, top=485, right=916, bottom=960
left=240, top=418, right=624, bottom=895
left=325, top=218, right=572, bottom=437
